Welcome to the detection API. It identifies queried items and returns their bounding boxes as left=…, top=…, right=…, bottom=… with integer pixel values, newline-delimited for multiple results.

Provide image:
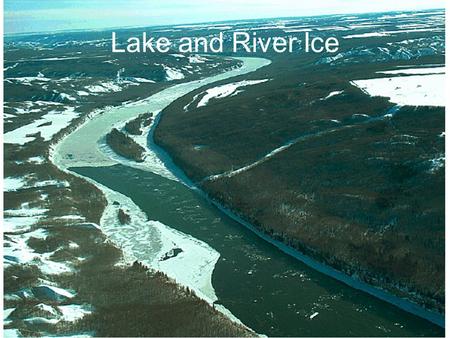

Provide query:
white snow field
left=351, top=73, right=445, bottom=107
left=4, top=107, right=79, bottom=145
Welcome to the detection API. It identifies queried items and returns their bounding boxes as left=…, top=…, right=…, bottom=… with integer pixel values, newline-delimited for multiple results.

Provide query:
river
left=52, top=57, right=444, bottom=337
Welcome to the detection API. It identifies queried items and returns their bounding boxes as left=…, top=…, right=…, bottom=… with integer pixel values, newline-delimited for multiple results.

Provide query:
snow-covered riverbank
left=50, top=57, right=271, bottom=328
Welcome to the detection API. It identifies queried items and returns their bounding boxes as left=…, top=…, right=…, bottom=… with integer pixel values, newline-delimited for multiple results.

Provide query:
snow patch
left=321, top=90, right=344, bottom=100
left=86, top=82, right=121, bottom=93
left=28, top=156, right=46, bottom=164
left=3, top=216, right=43, bottom=233
left=58, top=304, right=92, bottom=322
left=4, top=229, right=74, bottom=275
left=429, top=155, right=445, bottom=173
left=377, top=67, right=445, bottom=75
left=197, top=79, right=269, bottom=107
left=4, top=107, right=79, bottom=145
left=343, top=28, right=444, bottom=39
left=309, top=312, right=319, bottom=319
left=189, top=55, right=209, bottom=63
left=163, top=65, right=185, bottom=81
left=4, top=177, right=27, bottom=192
left=351, top=74, right=444, bottom=107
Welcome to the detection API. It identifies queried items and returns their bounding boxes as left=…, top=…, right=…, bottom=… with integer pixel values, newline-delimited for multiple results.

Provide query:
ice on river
left=98, top=183, right=220, bottom=303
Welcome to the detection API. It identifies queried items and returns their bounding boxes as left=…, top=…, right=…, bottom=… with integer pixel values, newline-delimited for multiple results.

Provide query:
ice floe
left=4, top=62, right=18, bottom=71
left=284, top=28, right=313, bottom=33
left=59, top=93, right=77, bottom=101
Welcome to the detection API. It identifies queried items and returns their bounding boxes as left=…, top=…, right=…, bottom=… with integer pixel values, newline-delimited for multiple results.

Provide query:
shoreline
left=50, top=100, right=245, bottom=328
left=148, top=86, right=445, bottom=330
left=49, top=57, right=271, bottom=330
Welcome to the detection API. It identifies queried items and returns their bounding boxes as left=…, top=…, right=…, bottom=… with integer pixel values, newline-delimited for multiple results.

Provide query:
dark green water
left=73, top=165, right=443, bottom=337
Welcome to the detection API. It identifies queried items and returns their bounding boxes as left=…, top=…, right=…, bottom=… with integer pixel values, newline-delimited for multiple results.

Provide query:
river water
left=73, top=164, right=443, bottom=337
left=54, top=56, right=444, bottom=336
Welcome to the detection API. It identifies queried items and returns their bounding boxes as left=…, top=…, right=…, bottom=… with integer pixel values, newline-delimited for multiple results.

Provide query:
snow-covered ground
left=4, top=74, right=52, bottom=85
left=4, top=175, right=69, bottom=193
left=4, top=177, right=27, bottom=192
left=86, top=81, right=122, bottom=93
left=321, top=90, right=344, bottom=100
left=4, top=107, right=79, bottom=145
left=351, top=73, right=445, bottom=106
left=196, top=79, right=269, bottom=107
left=163, top=65, right=185, bottom=81
left=343, top=28, right=444, bottom=39
left=3, top=211, right=88, bottom=326
left=377, top=66, right=445, bottom=75
left=4, top=224, right=74, bottom=275
left=8, top=101, right=61, bottom=115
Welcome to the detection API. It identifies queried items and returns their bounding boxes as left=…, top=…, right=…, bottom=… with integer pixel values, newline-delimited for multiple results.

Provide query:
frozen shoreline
left=50, top=57, right=271, bottom=328
left=148, top=82, right=445, bottom=330
left=151, top=125, right=446, bottom=329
